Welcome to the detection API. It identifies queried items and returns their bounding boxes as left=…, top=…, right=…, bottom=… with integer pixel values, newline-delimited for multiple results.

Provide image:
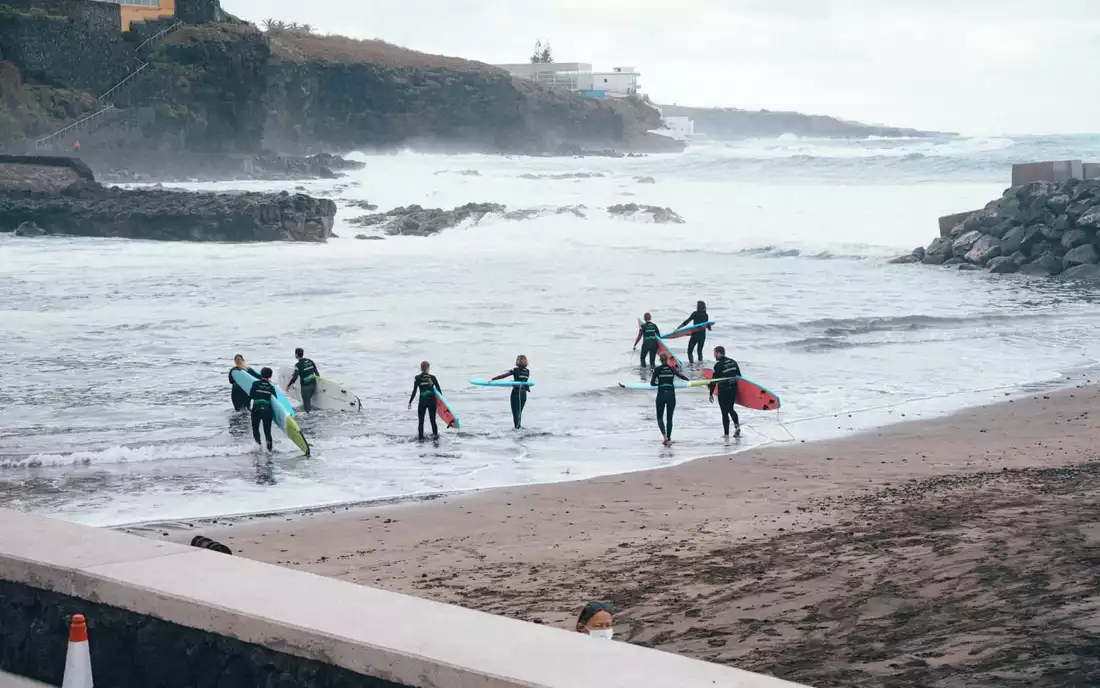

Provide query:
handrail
left=98, top=62, right=148, bottom=104
left=135, top=19, right=183, bottom=53
left=34, top=105, right=117, bottom=148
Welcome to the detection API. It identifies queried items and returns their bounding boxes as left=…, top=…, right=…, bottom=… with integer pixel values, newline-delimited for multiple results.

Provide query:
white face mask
left=588, top=628, right=614, bottom=640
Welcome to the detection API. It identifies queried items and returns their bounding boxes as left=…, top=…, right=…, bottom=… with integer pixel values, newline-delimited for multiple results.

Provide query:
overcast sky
left=223, top=0, right=1100, bottom=135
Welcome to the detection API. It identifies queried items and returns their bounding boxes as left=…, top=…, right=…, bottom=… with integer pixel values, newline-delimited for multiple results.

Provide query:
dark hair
left=643, top=312, right=652, bottom=321
left=295, top=348, right=304, bottom=358
left=697, top=300, right=706, bottom=312
left=420, top=360, right=430, bottom=372
left=714, top=345, right=726, bottom=356
left=260, top=367, right=273, bottom=378
left=578, top=601, right=615, bottom=626
left=234, top=353, right=244, bottom=361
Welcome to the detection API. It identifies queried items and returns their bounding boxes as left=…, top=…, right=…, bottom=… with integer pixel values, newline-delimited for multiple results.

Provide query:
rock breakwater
left=897, top=179, right=1100, bottom=279
left=1, top=182, right=336, bottom=242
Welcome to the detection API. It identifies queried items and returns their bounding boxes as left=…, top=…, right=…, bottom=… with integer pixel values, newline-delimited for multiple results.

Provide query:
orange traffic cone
left=61, top=614, right=93, bottom=688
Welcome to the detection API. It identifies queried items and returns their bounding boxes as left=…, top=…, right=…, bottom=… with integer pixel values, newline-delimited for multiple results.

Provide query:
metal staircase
left=32, top=20, right=183, bottom=151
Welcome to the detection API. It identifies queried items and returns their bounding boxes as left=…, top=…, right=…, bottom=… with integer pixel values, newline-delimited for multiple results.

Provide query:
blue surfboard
left=469, top=379, right=536, bottom=388
left=231, top=369, right=310, bottom=455
left=665, top=320, right=716, bottom=340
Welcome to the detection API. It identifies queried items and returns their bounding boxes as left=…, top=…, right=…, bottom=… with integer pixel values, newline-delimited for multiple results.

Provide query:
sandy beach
left=128, top=384, right=1100, bottom=686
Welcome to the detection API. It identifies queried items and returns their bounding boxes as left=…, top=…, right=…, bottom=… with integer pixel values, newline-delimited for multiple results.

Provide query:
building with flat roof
left=495, top=62, right=640, bottom=99
left=92, top=0, right=176, bottom=30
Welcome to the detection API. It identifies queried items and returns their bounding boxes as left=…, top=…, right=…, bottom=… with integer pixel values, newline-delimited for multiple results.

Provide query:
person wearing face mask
left=575, top=601, right=615, bottom=640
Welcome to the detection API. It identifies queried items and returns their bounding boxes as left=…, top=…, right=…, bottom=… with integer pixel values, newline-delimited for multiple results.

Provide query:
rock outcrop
left=349, top=201, right=683, bottom=236
left=0, top=182, right=336, bottom=242
left=657, top=104, right=947, bottom=139
left=350, top=203, right=504, bottom=236
left=607, top=203, right=685, bottom=224
left=897, top=179, right=1100, bottom=279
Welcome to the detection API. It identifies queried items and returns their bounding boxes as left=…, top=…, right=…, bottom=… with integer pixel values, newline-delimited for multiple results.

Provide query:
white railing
left=135, top=19, right=183, bottom=53
left=34, top=105, right=118, bottom=149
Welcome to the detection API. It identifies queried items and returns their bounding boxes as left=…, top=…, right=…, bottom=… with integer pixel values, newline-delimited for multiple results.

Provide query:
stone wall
left=1011, top=160, right=1084, bottom=186
left=0, top=0, right=135, bottom=94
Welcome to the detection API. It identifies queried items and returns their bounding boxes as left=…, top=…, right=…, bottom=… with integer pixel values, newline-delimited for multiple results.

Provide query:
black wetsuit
left=288, top=358, right=319, bottom=412
left=506, top=365, right=531, bottom=429
left=249, top=379, right=277, bottom=450
left=650, top=363, right=689, bottom=439
left=679, top=310, right=710, bottom=364
left=709, top=356, right=743, bottom=435
left=637, top=321, right=661, bottom=367
left=409, top=372, right=441, bottom=439
left=229, top=367, right=261, bottom=411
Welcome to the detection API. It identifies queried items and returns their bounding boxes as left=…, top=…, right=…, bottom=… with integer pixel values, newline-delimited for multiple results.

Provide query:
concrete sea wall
left=0, top=509, right=805, bottom=688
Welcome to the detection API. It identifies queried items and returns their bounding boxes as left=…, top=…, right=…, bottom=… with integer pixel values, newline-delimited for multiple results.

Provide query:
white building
left=495, top=62, right=641, bottom=99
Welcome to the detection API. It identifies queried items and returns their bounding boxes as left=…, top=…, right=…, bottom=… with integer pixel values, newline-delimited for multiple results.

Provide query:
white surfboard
left=277, top=368, right=363, bottom=412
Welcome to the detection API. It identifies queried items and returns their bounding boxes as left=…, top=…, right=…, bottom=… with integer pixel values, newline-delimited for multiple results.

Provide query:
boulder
left=958, top=264, right=981, bottom=271
left=1019, top=225, right=1045, bottom=255
left=355, top=202, right=506, bottom=236
left=942, top=257, right=965, bottom=266
left=1047, top=194, right=1071, bottom=214
left=1009, top=251, right=1028, bottom=266
left=318, top=166, right=339, bottom=179
left=13, top=221, right=46, bottom=236
left=964, top=235, right=1002, bottom=265
left=1000, top=225, right=1028, bottom=255
left=951, top=229, right=983, bottom=255
left=354, top=234, right=385, bottom=240
left=1020, top=252, right=1064, bottom=276
left=923, top=236, right=953, bottom=264
left=1061, top=229, right=1092, bottom=250
left=987, top=256, right=1019, bottom=274
left=1039, top=223, right=1064, bottom=242
left=1063, top=243, right=1100, bottom=269
left=1067, top=199, right=1098, bottom=224
left=1061, top=264, right=1100, bottom=281
left=1077, top=209, right=1100, bottom=230
left=889, top=254, right=920, bottom=264
left=984, top=219, right=1016, bottom=239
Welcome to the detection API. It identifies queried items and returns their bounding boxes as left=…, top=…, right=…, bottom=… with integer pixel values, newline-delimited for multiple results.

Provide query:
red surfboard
left=433, top=388, right=460, bottom=429
left=702, top=369, right=781, bottom=410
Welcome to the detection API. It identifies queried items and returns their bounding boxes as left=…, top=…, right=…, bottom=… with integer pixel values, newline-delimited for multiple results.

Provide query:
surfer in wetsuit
left=633, top=313, right=661, bottom=368
left=287, top=348, right=319, bottom=412
left=708, top=345, right=742, bottom=438
left=651, top=351, right=689, bottom=446
left=250, top=367, right=277, bottom=452
left=229, top=354, right=261, bottom=411
left=408, top=361, right=441, bottom=440
left=678, top=300, right=712, bottom=365
left=490, top=355, right=531, bottom=429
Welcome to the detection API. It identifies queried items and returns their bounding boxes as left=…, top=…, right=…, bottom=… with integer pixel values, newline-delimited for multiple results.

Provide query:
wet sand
left=130, top=385, right=1100, bottom=686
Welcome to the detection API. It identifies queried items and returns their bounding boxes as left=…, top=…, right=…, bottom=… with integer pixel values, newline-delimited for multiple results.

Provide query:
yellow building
left=96, top=0, right=177, bottom=31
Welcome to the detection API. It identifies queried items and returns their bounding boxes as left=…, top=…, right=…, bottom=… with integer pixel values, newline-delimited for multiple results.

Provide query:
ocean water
left=4, top=134, right=1100, bottom=527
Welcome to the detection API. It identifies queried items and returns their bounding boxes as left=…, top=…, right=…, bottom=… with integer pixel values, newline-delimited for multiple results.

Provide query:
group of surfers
left=229, top=301, right=745, bottom=451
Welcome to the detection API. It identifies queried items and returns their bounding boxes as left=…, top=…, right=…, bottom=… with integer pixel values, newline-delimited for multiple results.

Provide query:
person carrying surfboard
left=287, top=348, right=320, bottom=412
left=409, top=361, right=442, bottom=440
left=651, top=351, right=690, bottom=446
left=634, top=313, right=662, bottom=368
left=678, top=300, right=713, bottom=365
left=708, top=345, right=742, bottom=438
left=229, top=354, right=261, bottom=412
left=250, top=367, right=278, bottom=452
left=490, top=355, right=532, bottom=429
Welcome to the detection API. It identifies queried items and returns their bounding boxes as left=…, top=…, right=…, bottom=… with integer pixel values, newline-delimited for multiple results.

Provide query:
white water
left=4, top=137, right=1100, bottom=526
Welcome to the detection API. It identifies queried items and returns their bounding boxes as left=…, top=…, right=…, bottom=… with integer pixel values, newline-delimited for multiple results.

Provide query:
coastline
left=124, top=384, right=1100, bottom=684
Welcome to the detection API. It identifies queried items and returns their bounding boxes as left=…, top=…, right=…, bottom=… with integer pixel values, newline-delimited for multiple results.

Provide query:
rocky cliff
left=658, top=104, right=943, bottom=139
left=0, top=5, right=674, bottom=161
left=896, top=179, right=1100, bottom=279
left=261, top=33, right=672, bottom=155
